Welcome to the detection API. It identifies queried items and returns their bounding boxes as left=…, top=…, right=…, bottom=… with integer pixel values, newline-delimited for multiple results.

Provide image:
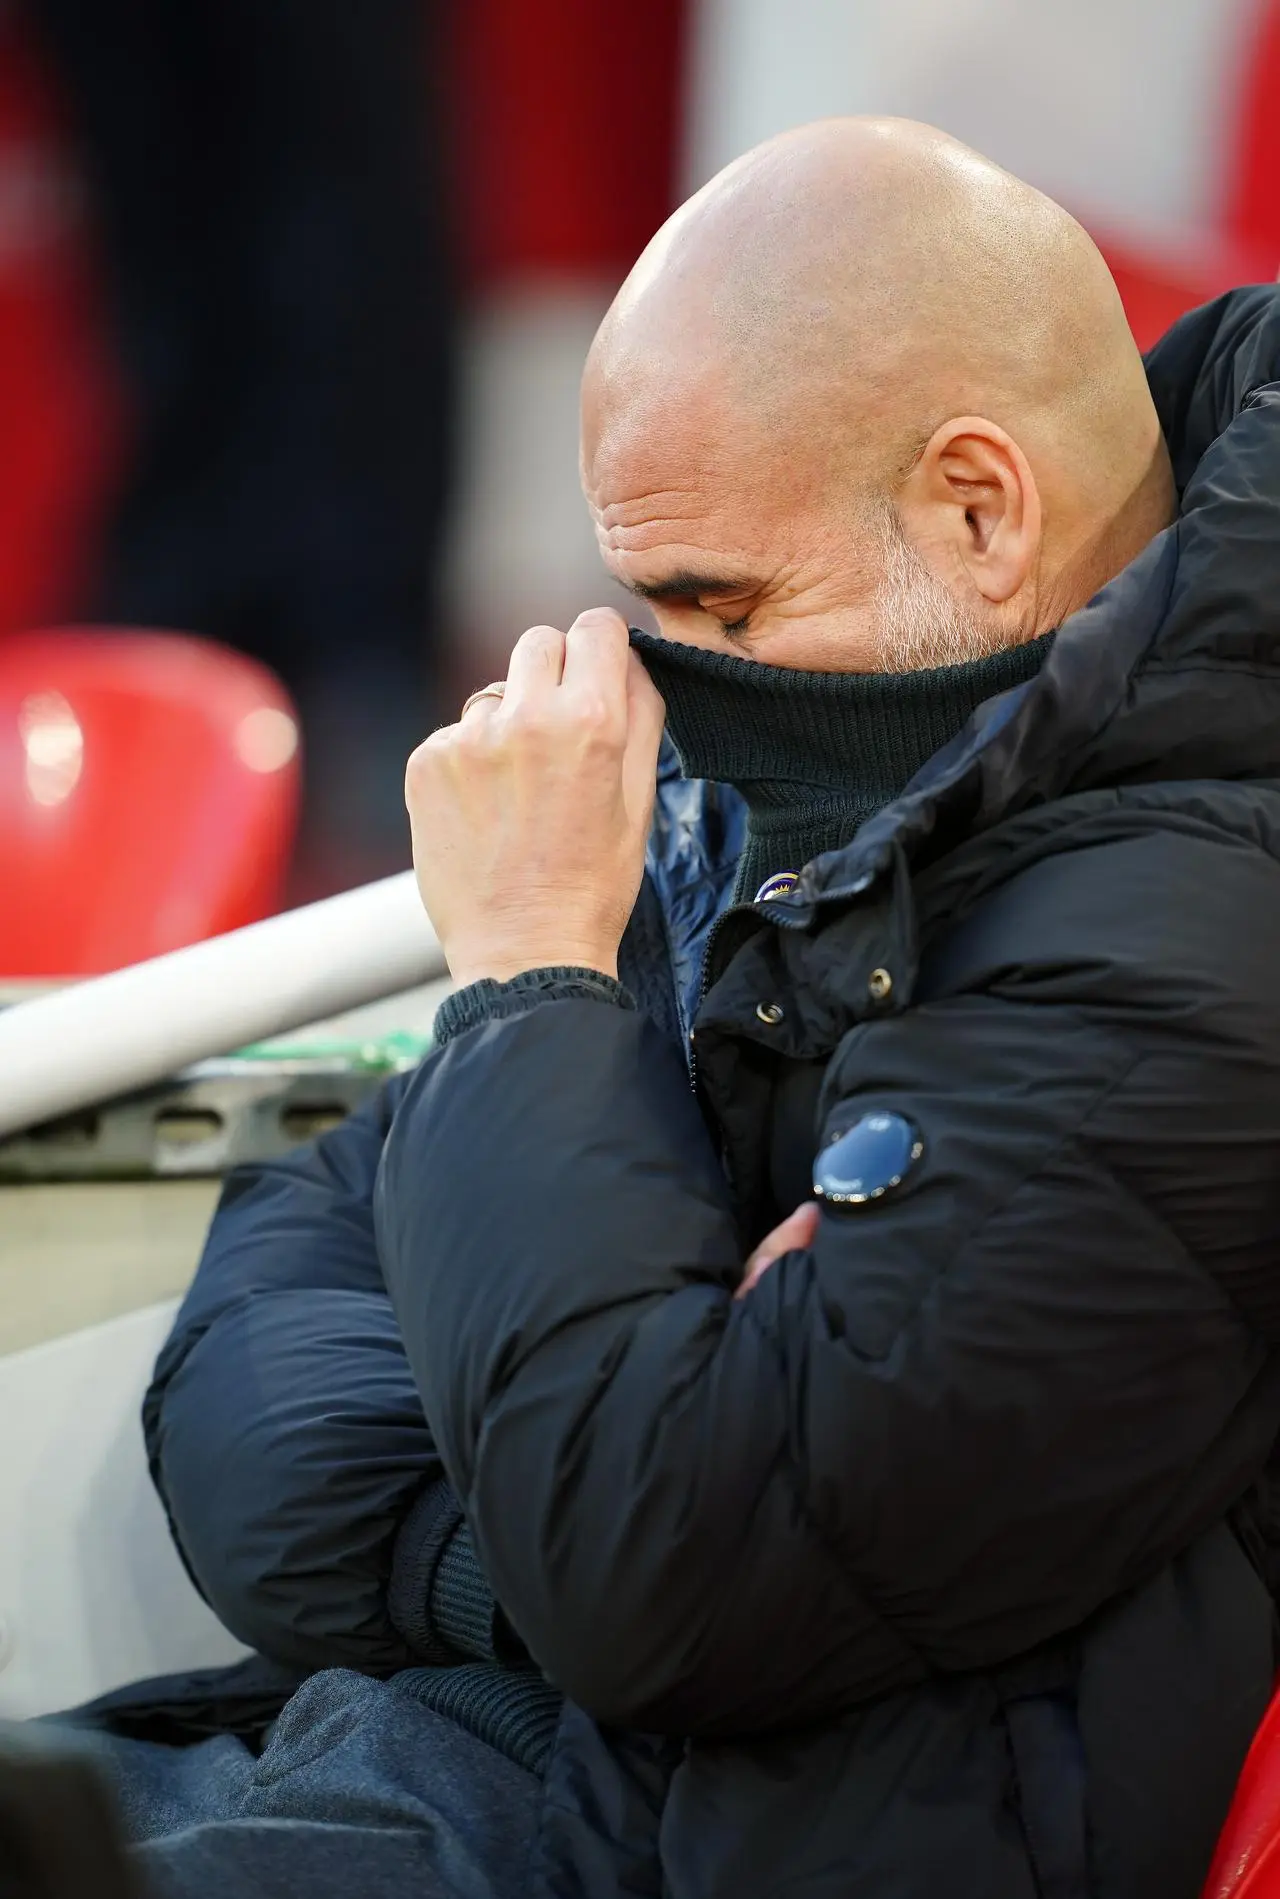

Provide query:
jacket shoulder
left=921, top=786, right=1280, bottom=1030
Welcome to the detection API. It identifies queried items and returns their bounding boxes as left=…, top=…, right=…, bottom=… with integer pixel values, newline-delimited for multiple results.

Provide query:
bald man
left=80, top=122, right=1280, bottom=1899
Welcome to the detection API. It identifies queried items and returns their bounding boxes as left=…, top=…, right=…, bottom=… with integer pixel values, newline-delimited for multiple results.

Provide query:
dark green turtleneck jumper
left=631, top=629, right=1052, bottom=901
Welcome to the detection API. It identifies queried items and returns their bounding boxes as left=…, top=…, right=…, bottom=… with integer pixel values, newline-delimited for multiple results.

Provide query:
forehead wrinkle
left=600, top=516, right=767, bottom=581
left=596, top=486, right=713, bottom=533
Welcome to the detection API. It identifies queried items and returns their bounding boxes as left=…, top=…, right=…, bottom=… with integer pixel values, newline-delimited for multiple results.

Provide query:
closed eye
left=614, top=569, right=757, bottom=642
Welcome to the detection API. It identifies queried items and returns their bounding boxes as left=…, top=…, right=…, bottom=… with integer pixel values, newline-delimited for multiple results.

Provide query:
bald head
left=581, top=118, right=1173, bottom=673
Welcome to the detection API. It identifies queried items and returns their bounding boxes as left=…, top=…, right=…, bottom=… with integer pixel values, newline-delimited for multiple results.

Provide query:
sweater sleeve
left=433, top=966, right=633, bottom=1048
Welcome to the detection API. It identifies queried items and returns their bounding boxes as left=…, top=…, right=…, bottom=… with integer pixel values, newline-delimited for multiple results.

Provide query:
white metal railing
left=0, top=873, right=446, bottom=1140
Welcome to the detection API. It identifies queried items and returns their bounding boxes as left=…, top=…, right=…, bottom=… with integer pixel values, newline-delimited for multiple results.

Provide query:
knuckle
left=405, top=737, right=439, bottom=786
left=586, top=693, right=631, bottom=748
left=454, top=716, right=493, bottom=758
left=576, top=695, right=621, bottom=740
left=505, top=697, right=550, bottom=741
left=572, top=606, right=625, bottom=637
left=515, top=624, right=564, bottom=668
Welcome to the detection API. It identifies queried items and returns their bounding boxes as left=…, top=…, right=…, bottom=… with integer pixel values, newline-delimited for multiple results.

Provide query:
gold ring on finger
left=460, top=681, right=507, bottom=718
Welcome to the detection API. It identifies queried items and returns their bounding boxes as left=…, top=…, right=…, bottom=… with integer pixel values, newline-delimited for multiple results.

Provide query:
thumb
left=736, top=1200, right=820, bottom=1300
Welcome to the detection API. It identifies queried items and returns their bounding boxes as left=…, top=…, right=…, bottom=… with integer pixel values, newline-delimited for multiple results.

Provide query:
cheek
left=743, top=604, right=886, bottom=674
left=649, top=604, right=740, bottom=653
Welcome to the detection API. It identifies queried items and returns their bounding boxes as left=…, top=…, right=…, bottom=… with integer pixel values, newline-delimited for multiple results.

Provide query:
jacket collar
left=763, top=285, right=1280, bottom=925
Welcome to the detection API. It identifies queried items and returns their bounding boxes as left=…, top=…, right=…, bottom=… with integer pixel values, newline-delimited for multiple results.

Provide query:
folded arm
left=377, top=834, right=1280, bottom=1734
left=145, top=1073, right=497, bottom=1674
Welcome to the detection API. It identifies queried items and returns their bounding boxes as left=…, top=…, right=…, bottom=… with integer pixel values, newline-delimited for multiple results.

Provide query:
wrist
left=448, top=948, right=620, bottom=989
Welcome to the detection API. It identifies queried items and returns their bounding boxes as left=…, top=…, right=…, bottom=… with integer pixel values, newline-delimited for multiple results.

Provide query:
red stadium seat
left=0, top=629, right=299, bottom=976
left=1203, top=1691, right=1280, bottom=1898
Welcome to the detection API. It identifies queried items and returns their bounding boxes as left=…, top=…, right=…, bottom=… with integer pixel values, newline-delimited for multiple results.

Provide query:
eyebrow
left=619, top=568, right=758, bottom=603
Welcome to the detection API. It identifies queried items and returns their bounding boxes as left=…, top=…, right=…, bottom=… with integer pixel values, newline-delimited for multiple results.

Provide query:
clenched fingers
left=736, top=1201, right=821, bottom=1299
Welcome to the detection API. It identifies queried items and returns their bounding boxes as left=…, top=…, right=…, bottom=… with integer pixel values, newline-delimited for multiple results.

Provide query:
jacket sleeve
left=376, top=825, right=1280, bottom=1735
left=144, top=1072, right=466, bottom=1674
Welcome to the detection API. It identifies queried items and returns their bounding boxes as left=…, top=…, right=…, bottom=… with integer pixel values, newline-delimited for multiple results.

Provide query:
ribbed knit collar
left=631, top=628, right=1052, bottom=901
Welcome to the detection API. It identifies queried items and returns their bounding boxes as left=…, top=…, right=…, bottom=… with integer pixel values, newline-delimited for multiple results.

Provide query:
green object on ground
left=230, top=1029, right=432, bottom=1071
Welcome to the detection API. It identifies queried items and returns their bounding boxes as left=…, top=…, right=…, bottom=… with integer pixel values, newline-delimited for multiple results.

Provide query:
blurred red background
left=0, top=0, right=1276, bottom=969
left=1, top=0, right=1268, bottom=654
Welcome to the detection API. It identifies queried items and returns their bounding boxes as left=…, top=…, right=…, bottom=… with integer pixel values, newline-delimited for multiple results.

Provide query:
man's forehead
left=584, top=402, right=785, bottom=535
left=590, top=483, right=722, bottom=542
left=584, top=390, right=717, bottom=495
left=589, top=480, right=769, bottom=589
left=586, top=430, right=829, bottom=600
left=597, top=524, right=755, bottom=596
left=582, top=360, right=837, bottom=599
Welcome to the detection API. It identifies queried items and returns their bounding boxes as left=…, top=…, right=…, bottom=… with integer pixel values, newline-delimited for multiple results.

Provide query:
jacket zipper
left=687, top=911, right=729, bottom=1092
left=687, top=897, right=810, bottom=1091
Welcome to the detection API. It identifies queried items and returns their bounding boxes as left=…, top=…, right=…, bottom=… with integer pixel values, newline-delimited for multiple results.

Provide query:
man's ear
left=896, top=415, right=1041, bottom=605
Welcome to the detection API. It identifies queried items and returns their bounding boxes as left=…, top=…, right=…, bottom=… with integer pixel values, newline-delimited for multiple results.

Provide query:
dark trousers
left=41, top=1668, right=539, bottom=1899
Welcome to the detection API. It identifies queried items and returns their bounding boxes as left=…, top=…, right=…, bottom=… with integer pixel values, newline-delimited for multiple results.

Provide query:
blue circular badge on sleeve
left=813, top=1111, right=924, bottom=1208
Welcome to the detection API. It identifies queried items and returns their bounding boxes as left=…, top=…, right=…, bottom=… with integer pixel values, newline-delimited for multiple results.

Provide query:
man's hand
left=405, top=608, right=666, bottom=989
left=736, top=1202, right=820, bottom=1299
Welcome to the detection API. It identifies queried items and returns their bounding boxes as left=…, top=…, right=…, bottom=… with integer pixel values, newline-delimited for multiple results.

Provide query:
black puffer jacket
left=147, top=287, right=1280, bottom=1898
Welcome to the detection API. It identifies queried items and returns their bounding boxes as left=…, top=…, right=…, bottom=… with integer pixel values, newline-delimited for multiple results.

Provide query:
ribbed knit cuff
left=431, top=1526, right=501, bottom=1661
left=387, top=1479, right=472, bottom=1665
left=432, top=966, right=634, bottom=1049
left=393, top=1665, right=564, bottom=1777
left=388, top=1478, right=527, bottom=1669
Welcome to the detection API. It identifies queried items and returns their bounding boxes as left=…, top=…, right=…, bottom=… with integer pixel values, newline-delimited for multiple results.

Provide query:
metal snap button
left=867, top=966, right=893, bottom=1002
left=756, top=1002, right=785, bottom=1026
left=754, top=871, right=800, bottom=904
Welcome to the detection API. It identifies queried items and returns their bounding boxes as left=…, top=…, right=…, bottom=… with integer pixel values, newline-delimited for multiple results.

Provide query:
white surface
left=442, top=286, right=648, bottom=678
left=0, top=1179, right=218, bottom=1357
left=684, top=0, right=1260, bottom=251
left=0, top=1302, right=249, bottom=1718
left=0, top=871, right=447, bottom=1138
left=274, top=973, right=453, bottom=1045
